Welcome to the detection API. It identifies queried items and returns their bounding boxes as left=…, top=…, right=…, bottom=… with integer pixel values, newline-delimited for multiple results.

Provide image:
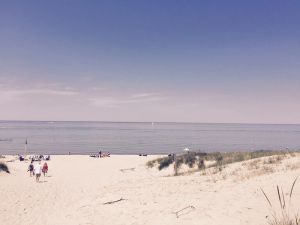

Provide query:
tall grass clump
left=0, top=162, right=10, bottom=173
left=261, top=177, right=299, bottom=225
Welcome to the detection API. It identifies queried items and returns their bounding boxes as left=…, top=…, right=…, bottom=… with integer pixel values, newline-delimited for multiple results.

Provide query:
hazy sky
left=1, top=1, right=300, bottom=123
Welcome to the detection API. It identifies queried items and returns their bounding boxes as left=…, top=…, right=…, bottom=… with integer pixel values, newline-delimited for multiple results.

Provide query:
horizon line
left=0, top=119, right=300, bottom=126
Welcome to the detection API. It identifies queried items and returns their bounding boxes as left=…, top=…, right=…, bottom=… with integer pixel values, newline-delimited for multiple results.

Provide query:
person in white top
left=34, top=161, right=42, bottom=182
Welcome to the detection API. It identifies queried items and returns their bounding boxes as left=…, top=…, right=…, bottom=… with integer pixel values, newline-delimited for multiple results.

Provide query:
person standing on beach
left=34, top=161, right=42, bottom=182
left=42, top=162, right=48, bottom=176
left=28, top=162, right=34, bottom=177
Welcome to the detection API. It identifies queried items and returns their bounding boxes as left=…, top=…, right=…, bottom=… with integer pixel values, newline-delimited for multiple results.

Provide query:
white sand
left=0, top=154, right=300, bottom=225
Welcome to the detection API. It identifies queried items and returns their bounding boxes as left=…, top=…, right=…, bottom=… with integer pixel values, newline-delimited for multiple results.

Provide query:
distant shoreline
left=2, top=149, right=300, bottom=157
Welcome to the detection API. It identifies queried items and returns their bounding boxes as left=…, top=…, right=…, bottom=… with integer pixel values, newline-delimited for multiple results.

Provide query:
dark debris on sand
left=0, top=162, right=10, bottom=173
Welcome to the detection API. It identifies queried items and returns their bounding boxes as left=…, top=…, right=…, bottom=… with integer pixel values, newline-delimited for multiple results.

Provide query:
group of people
left=90, top=150, right=111, bottom=158
left=29, top=155, right=51, bottom=161
left=98, top=151, right=110, bottom=157
left=28, top=160, right=48, bottom=182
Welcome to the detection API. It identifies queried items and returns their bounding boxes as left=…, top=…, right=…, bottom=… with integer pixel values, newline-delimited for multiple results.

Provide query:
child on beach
left=42, top=162, right=48, bottom=176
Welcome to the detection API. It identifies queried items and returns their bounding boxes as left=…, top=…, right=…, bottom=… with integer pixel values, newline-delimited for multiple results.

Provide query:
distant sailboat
left=151, top=122, right=154, bottom=127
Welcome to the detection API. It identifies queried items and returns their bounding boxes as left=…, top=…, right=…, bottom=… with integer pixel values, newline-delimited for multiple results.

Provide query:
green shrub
left=0, top=162, right=10, bottom=173
left=158, top=156, right=175, bottom=170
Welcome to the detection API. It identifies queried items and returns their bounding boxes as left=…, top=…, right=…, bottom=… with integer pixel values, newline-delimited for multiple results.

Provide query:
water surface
left=0, top=121, right=300, bottom=155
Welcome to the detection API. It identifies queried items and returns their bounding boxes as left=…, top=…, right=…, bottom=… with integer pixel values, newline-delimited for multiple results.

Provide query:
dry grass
left=261, top=165, right=275, bottom=174
left=147, top=150, right=295, bottom=176
left=247, top=159, right=261, bottom=170
left=261, top=177, right=300, bottom=225
left=286, top=163, right=300, bottom=171
left=263, top=155, right=285, bottom=165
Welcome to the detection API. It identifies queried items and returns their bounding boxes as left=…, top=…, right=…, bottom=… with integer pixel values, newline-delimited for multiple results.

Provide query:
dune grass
left=147, top=150, right=296, bottom=175
left=261, top=177, right=299, bottom=225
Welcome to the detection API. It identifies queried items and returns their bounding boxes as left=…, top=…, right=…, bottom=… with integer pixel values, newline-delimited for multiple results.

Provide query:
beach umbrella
left=183, top=147, right=190, bottom=152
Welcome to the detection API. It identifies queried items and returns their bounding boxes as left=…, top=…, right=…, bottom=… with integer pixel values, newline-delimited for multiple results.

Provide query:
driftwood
left=173, top=205, right=195, bottom=218
left=103, top=197, right=127, bottom=205
left=120, top=168, right=135, bottom=172
left=6, top=159, right=15, bottom=163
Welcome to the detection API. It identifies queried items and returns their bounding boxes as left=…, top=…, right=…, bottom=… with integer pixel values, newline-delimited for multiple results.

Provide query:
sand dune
left=0, top=154, right=300, bottom=225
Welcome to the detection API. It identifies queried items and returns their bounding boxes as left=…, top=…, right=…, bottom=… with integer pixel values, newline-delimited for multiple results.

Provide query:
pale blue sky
left=0, top=1, right=300, bottom=123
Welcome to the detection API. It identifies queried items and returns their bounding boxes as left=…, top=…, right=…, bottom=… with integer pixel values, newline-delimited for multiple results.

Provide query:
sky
left=0, top=0, right=300, bottom=123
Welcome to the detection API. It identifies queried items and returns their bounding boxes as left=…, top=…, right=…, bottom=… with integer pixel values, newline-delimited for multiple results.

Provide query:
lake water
left=0, top=121, right=300, bottom=155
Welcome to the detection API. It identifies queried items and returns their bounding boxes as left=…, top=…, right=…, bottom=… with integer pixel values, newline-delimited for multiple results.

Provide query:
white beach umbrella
left=183, top=147, right=190, bottom=152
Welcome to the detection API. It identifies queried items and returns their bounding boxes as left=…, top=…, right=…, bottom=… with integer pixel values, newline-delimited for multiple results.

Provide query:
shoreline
left=2, top=148, right=300, bottom=156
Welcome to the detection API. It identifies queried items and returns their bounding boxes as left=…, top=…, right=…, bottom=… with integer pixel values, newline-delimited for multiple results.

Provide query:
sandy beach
left=2, top=1, right=300, bottom=225
left=1, top=154, right=300, bottom=225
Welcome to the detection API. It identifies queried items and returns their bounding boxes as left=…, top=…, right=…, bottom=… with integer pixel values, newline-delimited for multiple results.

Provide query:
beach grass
left=261, top=177, right=299, bottom=225
left=147, top=150, right=297, bottom=175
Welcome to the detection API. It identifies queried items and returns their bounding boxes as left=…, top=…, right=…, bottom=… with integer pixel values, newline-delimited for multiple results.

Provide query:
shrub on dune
left=0, top=162, right=10, bottom=173
left=158, top=156, right=175, bottom=170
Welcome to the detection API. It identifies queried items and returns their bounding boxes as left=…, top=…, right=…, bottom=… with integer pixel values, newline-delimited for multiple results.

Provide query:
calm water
left=0, top=121, right=300, bottom=155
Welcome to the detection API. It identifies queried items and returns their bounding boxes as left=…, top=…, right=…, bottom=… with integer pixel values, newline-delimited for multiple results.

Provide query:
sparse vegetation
left=261, top=177, right=299, bottom=225
left=261, top=165, right=275, bottom=174
left=147, top=150, right=296, bottom=176
left=263, top=155, right=285, bottom=165
left=0, top=162, right=10, bottom=173
left=286, top=163, right=300, bottom=171
left=246, top=159, right=261, bottom=170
